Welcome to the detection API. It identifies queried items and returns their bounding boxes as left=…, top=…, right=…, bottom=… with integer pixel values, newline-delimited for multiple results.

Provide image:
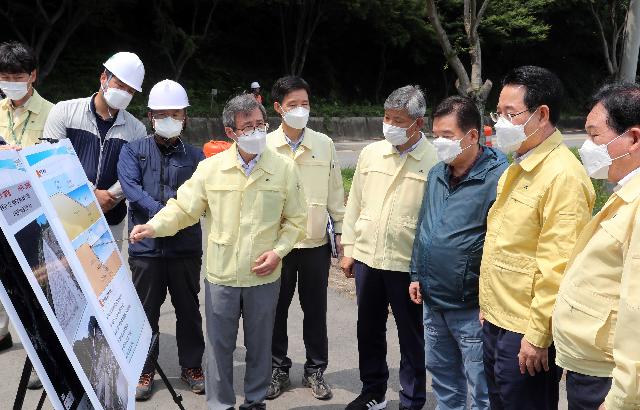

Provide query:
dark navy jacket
left=42, top=94, right=147, bottom=225
left=410, top=146, right=508, bottom=311
left=118, top=135, right=205, bottom=258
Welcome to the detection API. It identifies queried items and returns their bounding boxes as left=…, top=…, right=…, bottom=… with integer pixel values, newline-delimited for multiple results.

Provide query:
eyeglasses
left=236, top=123, right=269, bottom=136
left=489, top=109, right=529, bottom=123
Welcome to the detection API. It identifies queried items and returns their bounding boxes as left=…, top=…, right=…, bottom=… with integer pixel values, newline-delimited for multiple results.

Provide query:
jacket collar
left=615, top=170, right=640, bottom=204
left=88, top=93, right=127, bottom=127
left=518, top=129, right=563, bottom=173
left=438, top=145, right=503, bottom=185
left=271, top=125, right=313, bottom=151
left=219, top=143, right=277, bottom=175
left=382, top=134, right=429, bottom=160
left=1, top=89, right=46, bottom=115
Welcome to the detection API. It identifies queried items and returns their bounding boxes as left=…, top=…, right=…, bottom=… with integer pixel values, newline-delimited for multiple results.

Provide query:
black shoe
left=345, top=392, right=387, bottom=410
left=398, top=405, right=409, bottom=410
left=27, top=370, right=42, bottom=390
left=302, top=370, right=333, bottom=400
left=135, top=372, right=155, bottom=401
left=181, top=367, right=205, bottom=394
left=265, top=368, right=290, bottom=400
left=0, top=333, right=12, bottom=352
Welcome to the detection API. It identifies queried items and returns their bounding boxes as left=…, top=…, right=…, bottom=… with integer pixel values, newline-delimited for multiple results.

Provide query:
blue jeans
left=424, top=304, right=489, bottom=410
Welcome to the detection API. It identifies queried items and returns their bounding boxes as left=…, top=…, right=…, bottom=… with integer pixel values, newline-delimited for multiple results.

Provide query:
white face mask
left=102, top=80, right=133, bottom=110
left=383, top=120, right=417, bottom=146
left=153, top=117, right=184, bottom=139
left=494, top=110, right=539, bottom=154
left=0, top=81, right=30, bottom=101
left=578, top=131, right=630, bottom=179
left=282, top=106, right=310, bottom=129
left=433, top=130, right=473, bottom=164
left=236, top=129, right=267, bottom=155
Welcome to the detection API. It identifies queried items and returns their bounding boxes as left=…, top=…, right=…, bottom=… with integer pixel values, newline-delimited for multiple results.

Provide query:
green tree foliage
left=0, top=0, right=632, bottom=117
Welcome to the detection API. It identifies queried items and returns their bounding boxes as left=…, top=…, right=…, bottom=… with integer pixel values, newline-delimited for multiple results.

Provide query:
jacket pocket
left=206, top=231, right=233, bottom=276
left=490, top=253, right=536, bottom=318
left=354, top=213, right=375, bottom=253
left=424, top=246, right=468, bottom=307
left=299, top=160, right=330, bottom=202
left=306, top=203, right=328, bottom=241
left=205, top=183, right=242, bottom=227
left=392, top=217, right=418, bottom=265
left=498, top=190, right=540, bottom=249
left=554, top=293, right=615, bottom=360
left=254, top=186, right=285, bottom=223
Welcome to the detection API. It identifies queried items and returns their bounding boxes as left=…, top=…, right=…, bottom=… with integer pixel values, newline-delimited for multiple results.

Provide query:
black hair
left=502, top=65, right=564, bottom=125
left=591, top=82, right=640, bottom=134
left=433, top=95, right=482, bottom=134
left=271, top=76, right=311, bottom=103
left=0, top=41, right=37, bottom=74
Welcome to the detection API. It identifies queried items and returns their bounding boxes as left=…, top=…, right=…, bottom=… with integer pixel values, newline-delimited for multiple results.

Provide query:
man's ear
left=415, top=117, right=425, bottom=129
left=224, top=126, right=237, bottom=141
left=469, top=129, right=480, bottom=144
left=538, top=105, right=551, bottom=125
left=273, top=101, right=282, bottom=115
left=627, top=127, right=640, bottom=154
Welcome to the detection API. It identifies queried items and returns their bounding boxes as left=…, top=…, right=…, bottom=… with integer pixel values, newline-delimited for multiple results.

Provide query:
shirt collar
left=219, top=143, right=276, bottom=175
left=614, top=167, right=640, bottom=203
left=285, top=129, right=305, bottom=151
left=614, top=166, right=640, bottom=195
left=518, top=129, right=563, bottom=172
left=88, top=93, right=126, bottom=126
left=237, top=148, right=261, bottom=175
left=273, top=125, right=312, bottom=151
left=383, top=133, right=428, bottom=160
left=514, top=149, right=534, bottom=164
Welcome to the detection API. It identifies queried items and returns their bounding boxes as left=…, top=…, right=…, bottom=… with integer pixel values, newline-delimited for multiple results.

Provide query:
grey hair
left=222, top=93, right=267, bottom=128
left=384, top=85, right=426, bottom=119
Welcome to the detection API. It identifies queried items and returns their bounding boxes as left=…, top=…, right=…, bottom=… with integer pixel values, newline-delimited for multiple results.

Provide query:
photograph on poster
left=74, top=313, right=129, bottom=410
left=14, top=214, right=129, bottom=410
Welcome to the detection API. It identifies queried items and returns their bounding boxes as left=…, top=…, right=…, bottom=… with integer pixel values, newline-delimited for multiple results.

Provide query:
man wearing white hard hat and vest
left=43, top=51, right=147, bottom=242
left=118, top=79, right=205, bottom=401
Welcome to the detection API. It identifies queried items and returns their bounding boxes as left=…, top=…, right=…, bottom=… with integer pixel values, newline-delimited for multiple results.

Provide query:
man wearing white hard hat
left=118, top=80, right=205, bottom=401
left=43, top=51, right=147, bottom=242
left=251, top=81, right=264, bottom=105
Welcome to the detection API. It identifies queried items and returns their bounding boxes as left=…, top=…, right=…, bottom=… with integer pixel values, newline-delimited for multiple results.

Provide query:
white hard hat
left=103, top=52, right=145, bottom=92
left=251, top=81, right=260, bottom=89
left=148, top=79, right=190, bottom=110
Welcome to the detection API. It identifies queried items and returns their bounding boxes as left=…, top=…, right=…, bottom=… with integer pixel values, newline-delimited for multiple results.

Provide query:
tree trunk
left=620, top=0, right=640, bottom=81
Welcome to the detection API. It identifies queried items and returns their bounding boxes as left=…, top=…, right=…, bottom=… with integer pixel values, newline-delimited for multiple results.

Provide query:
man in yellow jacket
left=129, top=94, right=307, bottom=410
left=341, top=85, right=438, bottom=410
left=0, top=40, right=54, bottom=391
left=553, top=82, right=640, bottom=410
left=265, top=76, right=345, bottom=401
left=479, top=66, right=595, bottom=409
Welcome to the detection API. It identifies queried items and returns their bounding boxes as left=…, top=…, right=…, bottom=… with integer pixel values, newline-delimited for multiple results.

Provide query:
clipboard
left=327, top=214, right=338, bottom=258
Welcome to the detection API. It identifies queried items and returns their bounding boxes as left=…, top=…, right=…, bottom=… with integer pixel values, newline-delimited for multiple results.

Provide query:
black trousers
left=354, top=261, right=426, bottom=410
left=271, top=244, right=330, bottom=375
left=483, top=321, right=561, bottom=410
left=566, top=370, right=611, bottom=410
left=130, top=256, right=205, bottom=374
